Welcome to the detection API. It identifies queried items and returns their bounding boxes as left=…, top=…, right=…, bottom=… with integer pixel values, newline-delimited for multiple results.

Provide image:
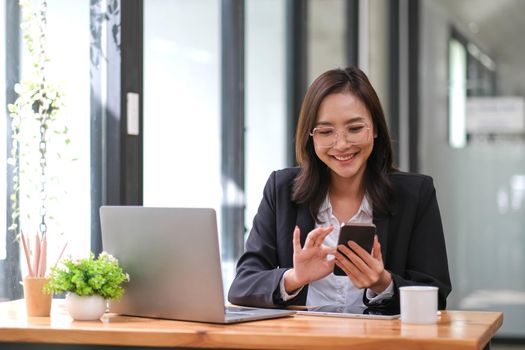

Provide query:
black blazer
left=228, top=167, right=452, bottom=311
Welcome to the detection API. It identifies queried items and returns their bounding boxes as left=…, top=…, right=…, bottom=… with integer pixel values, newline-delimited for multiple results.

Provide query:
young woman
left=228, top=66, right=451, bottom=311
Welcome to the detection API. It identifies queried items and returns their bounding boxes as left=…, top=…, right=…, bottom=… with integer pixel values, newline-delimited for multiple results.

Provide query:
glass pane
left=367, top=0, right=390, bottom=117
left=42, top=0, right=91, bottom=259
left=245, top=0, right=286, bottom=235
left=449, top=38, right=467, bottom=148
left=143, top=0, right=220, bottom=209
left=308, top=0, right=346, bottom=82
left=21, top=0, right=91, bottom=260
left=143, top=0, right=223, bottom=281
left=420, top=0, right=525, bottom=338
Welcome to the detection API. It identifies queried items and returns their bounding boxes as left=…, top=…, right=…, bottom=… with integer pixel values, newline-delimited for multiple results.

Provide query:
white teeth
left=334, top=154, right=355, bottom=161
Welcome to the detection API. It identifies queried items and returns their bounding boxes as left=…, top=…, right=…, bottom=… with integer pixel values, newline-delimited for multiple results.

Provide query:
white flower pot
left=65, top=293, right=107, bottom=321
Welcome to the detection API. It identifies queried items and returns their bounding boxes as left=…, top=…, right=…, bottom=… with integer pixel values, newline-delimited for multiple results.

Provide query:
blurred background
left=1, top=0, right=524, bottom=344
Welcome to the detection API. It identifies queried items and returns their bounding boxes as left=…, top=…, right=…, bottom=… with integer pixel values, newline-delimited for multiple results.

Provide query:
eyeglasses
left=310, top=123, right=370, bottom=148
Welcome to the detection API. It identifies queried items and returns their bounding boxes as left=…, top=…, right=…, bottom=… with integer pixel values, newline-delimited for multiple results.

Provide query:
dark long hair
left=292, top=66, right=396, bottom=220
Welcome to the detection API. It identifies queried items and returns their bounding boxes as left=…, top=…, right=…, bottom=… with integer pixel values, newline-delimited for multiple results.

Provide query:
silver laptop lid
left=100, top=206, right=227, bottom=323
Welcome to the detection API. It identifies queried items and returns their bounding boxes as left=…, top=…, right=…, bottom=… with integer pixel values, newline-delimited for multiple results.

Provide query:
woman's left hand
left=334, top=235, right=392, bottom=294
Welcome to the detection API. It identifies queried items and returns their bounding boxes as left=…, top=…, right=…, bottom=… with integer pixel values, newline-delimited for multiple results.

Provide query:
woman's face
left=313, top=92, right=375, bottom=183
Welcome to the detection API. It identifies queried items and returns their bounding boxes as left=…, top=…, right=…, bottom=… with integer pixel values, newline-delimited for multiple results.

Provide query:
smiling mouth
left=333, top=153, right=357, bottom=161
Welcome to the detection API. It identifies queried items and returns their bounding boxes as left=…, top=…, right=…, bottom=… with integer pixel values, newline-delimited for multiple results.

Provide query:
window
left=143, top=1, right=221, bottom=211
left=448, top=31, right=497, bottom=148
left=1, top=0, right=91, bottom=300
left=143, top=0, right=227, bottom=291
left=308, top=0, right=347, bottom=81
left=448, top=37, right=467, bottom=148
left=245, top=0, right=287, bottom=236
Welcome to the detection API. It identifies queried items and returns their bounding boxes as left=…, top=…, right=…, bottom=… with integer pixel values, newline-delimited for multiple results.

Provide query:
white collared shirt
left=279, top=194, right=394, bottom=306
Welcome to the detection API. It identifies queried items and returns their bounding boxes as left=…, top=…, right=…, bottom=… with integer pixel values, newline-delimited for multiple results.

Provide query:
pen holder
left=23, top=277, right=52, bottom=317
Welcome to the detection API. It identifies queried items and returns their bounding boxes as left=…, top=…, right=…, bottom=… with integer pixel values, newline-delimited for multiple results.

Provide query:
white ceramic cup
left=399, top=286, right=438, bottom=324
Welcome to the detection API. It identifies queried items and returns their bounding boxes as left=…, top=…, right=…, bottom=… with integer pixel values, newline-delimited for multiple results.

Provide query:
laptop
left=100, top=206, right=295, bottom=324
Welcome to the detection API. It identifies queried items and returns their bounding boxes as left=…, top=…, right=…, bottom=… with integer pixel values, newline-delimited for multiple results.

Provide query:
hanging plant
left=7, top=0, right=70, bottom=241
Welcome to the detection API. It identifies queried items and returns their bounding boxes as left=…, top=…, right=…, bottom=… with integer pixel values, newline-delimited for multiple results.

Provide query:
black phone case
left=333, top=224, right=375, bottom=276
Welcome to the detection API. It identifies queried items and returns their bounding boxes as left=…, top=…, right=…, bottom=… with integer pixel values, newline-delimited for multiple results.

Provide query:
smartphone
left=333, top=223, right=376, bottom=276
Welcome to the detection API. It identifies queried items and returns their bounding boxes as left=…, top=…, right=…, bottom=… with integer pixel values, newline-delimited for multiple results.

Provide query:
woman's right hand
left=283, top=226, right=336, bottom=293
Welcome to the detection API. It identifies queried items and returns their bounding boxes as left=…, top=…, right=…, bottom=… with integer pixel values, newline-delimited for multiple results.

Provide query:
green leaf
left=7, top=104, right=17, bottom=113
left=45, top=252, right=129, bottom=300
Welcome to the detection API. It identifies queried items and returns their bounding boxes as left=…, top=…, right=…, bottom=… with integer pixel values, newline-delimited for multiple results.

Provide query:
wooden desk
left=0, top=300, right=502, bottom=350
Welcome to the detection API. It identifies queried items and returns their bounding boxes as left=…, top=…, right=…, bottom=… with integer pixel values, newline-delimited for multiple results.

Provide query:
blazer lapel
left=296, top=202, right=315, bottom=246
left=373, top=212, right=389, bottom=258
left=293, top=202, right=315, bottom=305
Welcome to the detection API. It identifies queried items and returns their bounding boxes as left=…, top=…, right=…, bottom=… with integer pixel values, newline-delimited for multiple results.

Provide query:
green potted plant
left=44, top=252, right=129, bottom=320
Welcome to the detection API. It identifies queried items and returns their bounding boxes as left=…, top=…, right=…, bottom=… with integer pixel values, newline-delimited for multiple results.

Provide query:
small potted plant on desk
left=44, top=252, right=129, bottom=320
